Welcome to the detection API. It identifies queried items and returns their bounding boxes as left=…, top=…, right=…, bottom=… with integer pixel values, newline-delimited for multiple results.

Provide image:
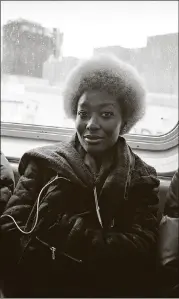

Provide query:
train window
left=1, top=1, right=178, bottom=138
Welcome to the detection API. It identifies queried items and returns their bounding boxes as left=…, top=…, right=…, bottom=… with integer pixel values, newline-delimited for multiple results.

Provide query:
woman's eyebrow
left=99, top=103, right=115, bottom=108
left=78, top=103, right=115, bottom=109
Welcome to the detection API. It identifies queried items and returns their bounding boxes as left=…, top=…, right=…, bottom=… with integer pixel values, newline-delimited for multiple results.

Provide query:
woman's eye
left=78, top=111, right=88, bottom=118
left=101, top=112, right=114, bottom=118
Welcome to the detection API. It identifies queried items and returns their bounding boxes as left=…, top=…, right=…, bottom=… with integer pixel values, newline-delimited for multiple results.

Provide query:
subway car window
left=1, top=1, right=178, bottom=136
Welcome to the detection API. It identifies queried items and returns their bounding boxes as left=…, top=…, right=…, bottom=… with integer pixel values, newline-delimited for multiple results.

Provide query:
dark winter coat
left=0, top=152, right=15, bottom=216
left=159, top=169, right=179, bottom=297
left=0, top=152, right=15, bottom=298
left=164, top=169, right=179, bottom=218
left=0, top=136, right=160, bottom=298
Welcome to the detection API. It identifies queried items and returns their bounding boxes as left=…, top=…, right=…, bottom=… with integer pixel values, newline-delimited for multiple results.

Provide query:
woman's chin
left=84, top=144, right=106, bottom=156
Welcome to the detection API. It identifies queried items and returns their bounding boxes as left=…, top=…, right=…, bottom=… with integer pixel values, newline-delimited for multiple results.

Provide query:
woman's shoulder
left=121, top=137, right=157, bottom=177
left=133, top=152, right=157, bottom=175
left=17, top=139, right=90, bottom=187
left=129, top=149, right=160, bottom=190
left=18, top=141, right=71, bottom=175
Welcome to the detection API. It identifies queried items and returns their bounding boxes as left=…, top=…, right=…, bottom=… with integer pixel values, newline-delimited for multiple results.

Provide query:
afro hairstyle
left=63, top=54, right=146, bottom=135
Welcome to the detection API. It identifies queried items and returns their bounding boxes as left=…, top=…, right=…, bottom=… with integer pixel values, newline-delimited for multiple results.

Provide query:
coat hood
left=19, top=135, right=94, bottom=188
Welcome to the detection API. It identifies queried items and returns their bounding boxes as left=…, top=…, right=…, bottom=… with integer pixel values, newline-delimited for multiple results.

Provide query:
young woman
left=0, top=55, right=160, bottom=298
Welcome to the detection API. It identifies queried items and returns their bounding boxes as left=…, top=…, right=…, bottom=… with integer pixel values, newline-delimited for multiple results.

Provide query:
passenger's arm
left=0, top=160, right=43, bottom=232
left=164, top=169, right=179, bottom=217
left=159, top=169, right=179, bottom=297
left=0, top=160, right=43, bottom=277
left=0, top=152, right=15, bottom=216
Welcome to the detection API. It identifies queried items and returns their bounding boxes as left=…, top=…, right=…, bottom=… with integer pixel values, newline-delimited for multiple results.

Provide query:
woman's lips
left=84, top=136, right=103, bottom=144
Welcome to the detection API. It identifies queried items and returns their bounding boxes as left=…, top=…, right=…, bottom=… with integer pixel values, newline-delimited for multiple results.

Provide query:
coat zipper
left=36, top=236, right=56, bottom=260
left=36, top=236, right=82, bottom=263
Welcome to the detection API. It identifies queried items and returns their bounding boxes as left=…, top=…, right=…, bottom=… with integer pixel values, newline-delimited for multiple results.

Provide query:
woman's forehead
left=78, top=90, right=118, bottom=108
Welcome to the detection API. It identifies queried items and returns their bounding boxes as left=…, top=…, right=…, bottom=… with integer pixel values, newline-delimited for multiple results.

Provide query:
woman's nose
left=86, top=116, right=100, bottom=130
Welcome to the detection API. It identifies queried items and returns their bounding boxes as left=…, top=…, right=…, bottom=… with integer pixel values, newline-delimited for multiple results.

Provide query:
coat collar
left=19, top=133, right=158, bottom=201
left=19, top=134, right=132, bottom=193
left=71, top=133, right=132, bottom=192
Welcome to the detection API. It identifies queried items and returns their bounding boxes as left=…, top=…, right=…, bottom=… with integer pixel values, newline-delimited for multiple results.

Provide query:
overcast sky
left=1, top=1, right=178, bottom=58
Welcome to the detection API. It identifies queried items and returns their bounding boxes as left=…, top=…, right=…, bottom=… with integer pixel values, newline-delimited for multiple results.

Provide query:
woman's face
left=75, top=90, right=122, bottom=156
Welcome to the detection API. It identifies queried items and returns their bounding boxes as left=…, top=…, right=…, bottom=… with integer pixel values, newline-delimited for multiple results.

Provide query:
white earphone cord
left=0, top=175, right=60, bottom=235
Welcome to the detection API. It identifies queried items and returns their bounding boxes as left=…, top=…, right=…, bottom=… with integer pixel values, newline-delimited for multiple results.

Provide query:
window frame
left=1, top=121, right=178, bottom=151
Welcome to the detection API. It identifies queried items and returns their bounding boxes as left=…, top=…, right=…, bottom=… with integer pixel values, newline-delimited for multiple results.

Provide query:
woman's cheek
left=76, top=120, right=86, bottom=135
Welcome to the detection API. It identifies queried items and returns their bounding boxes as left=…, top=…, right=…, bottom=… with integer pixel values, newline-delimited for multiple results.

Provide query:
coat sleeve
left=0, top=152, right=15, bottom=216
left=0, top=160, right=43, bottom=233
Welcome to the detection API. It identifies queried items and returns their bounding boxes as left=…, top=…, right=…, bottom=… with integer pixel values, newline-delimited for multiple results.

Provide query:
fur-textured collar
left=19, top=135, right=131, bottom=188
left=19, top=134, right=159, bottom=199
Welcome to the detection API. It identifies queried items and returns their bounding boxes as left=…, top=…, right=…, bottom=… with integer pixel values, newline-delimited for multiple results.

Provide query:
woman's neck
left=84, top=147, right=115, bottom=175
left=84, top=153, right=100, bottom=175
left=75, top=135, right=117, bottom=175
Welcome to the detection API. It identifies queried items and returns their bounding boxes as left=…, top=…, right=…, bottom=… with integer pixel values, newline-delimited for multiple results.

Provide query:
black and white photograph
left=0, top=1, right=178, bottom=298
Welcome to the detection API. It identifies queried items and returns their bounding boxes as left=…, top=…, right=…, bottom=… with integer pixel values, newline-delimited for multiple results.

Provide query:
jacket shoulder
left=127, top=152, right=159, bottom=209
left=164, top=169, right=179, bottom=217
left=133, top=152, right=157, bottom=176
left=130, top=151, right=160, bottom=197
left=18, top=142, right=65, bottom=175
left=132, top=151, right=158, bottom=179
